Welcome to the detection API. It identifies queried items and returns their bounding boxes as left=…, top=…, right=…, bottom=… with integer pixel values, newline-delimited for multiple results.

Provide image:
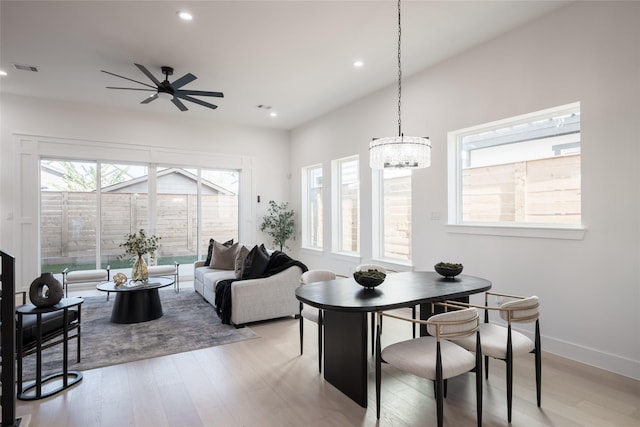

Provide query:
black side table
left=16, top=297, right=84, bottom=400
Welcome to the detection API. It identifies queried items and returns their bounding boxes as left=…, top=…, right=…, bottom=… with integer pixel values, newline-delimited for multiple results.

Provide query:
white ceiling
left=0, top=1, right=568, bottom=130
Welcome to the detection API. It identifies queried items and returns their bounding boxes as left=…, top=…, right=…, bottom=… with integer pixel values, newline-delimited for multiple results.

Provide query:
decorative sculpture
left=29, top=272, right=64, bottom=307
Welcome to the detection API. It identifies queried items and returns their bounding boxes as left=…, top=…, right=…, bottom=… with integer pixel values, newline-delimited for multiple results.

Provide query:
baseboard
left=541, top=334, right=639, bottom=381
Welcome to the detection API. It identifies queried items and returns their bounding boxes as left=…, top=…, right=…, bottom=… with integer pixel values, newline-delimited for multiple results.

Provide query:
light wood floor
left=15, top=286, right=640, bottom=427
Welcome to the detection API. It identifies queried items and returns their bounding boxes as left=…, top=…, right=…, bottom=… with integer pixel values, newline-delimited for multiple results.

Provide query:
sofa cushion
left=234, top=245, right=250, bottom=279
left=201, top=269, right=237, bottom=290
left=241, top=244, right=270, bottom=280
left=210, top=241, right=239, bottom=269
left=204, top=238, right=233, bottom=266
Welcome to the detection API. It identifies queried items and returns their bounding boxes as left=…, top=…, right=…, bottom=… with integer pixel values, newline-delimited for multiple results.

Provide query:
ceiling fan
left=101, top=63, right=223, bottom=111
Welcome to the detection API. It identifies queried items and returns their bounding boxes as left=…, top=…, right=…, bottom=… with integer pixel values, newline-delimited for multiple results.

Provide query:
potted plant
left=120, top=229, right=161, bottom=281
left=260, top=200, right=295, bottom=252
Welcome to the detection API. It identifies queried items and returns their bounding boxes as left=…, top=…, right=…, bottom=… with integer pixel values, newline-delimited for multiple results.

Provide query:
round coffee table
left=97, top=277, right=174, bottom=324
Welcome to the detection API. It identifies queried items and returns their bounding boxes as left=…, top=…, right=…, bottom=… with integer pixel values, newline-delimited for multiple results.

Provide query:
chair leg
left=370, top=313, right=375, bottom=355
left=318, top=310, right=323, bottom=373
left=435, top=343, right=444, bottom=427
left=484, top=355, right=489, bottom=379
left=476, top=331, right=483, bottom=427
left=535, top=320, right=542, bottom=407
left=506, top=326, right=514, bottom=423
left=375, top=322, right=382, bottom=419
left=299, top=314, right=304, bottom=355
left=412, top=305, right=416, bottom=338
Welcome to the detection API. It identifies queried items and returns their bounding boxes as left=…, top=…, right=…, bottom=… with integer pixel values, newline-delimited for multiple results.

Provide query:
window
left=332, top=156, right=360, bottom=254
left=374, top=168, right=412, bottom=261
left=449, top=103, right=581, bottom=228
left=39, top=159, right=238, bottom=273
left=302, top=164, right=323, bottom=249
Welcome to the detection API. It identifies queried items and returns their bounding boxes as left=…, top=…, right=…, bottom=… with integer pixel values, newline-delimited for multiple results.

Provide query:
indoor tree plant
left=260, top=200, right=295, bottom=252
left=119, top=229, right=161, bottom=281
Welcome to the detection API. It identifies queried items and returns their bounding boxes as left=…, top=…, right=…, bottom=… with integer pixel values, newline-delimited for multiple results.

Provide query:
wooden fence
left=462, top=154, right=581, bottom=223
left=41, top=192, right=238, bottom=265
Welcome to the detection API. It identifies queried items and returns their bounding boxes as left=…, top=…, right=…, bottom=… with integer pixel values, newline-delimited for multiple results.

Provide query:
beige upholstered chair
left=448, top=291, right=541, bottom=422
left=299, top=269, right=336, bottom=372
left=376, top=306, right=482, bottom=427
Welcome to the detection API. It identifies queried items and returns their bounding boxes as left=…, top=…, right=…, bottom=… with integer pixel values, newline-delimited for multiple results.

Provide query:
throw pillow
left=241, top=244, right=271, bottom=280
left=210, top=241, right=239, bottom=270
left=234, top=245, right=250, bottom=278
left=205, top=238, right=233, bottom=266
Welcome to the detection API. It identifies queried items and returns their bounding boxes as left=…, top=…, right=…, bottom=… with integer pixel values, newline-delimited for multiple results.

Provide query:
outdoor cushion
left=65, top=269, right=108, bottom=283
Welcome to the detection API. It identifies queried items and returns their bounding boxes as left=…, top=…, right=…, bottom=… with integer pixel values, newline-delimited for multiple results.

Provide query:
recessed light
left=270, top=112, right=278, bottom=117
left=0, top=70, right=7, bottom=76
left=353, top=60, right=365, bottom=68
left=177, top=11, right=193, bottom=21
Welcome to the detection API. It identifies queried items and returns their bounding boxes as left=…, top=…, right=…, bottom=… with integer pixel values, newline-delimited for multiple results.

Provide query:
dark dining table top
left=295, top=271, right=492, bottom=313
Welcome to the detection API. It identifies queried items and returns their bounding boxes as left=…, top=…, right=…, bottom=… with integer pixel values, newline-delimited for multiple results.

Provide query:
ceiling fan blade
left=171, top=73, right=197, bottom=90
left=176, top=94, right=218, bottom=110
left=135, top=63, right=162, bottom=86
left=106, top=86, right=156, bottom=91
left=141, top=94, right=158, bottom=104
left=176, top=89, right=224, bottom=98
left=101, top=70, right=156, bottom=89
left=172, top=97, right=189, bottom=111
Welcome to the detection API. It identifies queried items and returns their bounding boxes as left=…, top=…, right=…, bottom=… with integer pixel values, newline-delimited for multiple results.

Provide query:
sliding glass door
left=40, top=159, right=239, bottom=273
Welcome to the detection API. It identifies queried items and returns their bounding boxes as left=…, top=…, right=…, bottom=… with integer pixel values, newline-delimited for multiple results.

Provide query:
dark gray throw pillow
left=241, top=244, right=270, bottom=280
left=204, top=238, right=233, bottom=266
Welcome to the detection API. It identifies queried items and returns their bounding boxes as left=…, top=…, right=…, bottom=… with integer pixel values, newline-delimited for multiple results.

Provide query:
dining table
left=295, top=271, right=492, bottom=407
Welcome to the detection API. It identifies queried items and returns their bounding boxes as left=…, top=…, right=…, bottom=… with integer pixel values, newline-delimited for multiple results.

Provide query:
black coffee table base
left=111, top=288, right=163, bottom=324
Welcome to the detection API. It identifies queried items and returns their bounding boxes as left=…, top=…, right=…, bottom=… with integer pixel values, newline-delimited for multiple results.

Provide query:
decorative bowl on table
left=434, top=262, right=463, bottom=278
left=353, top=269, right=386, bottom=288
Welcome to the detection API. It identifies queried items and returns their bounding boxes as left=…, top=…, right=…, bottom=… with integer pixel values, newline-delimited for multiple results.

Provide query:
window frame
left=372, top=168, right=413, bottom=264
left=331, top=155, right=360, bottom=256
left=301, top=163, right=324, bottom=251
left=447, top=103, right=586, bottom=240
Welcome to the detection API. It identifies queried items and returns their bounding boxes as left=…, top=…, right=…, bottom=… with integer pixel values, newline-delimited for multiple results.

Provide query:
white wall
left=0, top=93, right=292, bottom=285
left=290, top=2, right=640, bottom=379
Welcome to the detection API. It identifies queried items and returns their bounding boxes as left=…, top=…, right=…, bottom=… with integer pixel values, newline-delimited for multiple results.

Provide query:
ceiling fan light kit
left=369, top=0, right=431, bottom=169
left=101, top=63, right=223, bottom=112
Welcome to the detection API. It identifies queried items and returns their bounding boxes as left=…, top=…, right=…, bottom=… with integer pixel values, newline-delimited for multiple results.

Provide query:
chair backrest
left=355, top=264, right=386, bottom=274
left=301, top=270, right=336, bottom=285
left=499, top=296, right=539, bottom=323
left=426, top=307, right=479, bottom=340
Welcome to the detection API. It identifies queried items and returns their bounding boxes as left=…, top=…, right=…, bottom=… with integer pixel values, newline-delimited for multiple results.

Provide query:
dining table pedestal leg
left=323, top=310, right=368, bottom=407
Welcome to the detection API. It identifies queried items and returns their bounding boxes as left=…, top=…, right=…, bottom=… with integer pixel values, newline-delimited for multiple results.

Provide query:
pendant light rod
left=369, top=0, right=431, bottom=169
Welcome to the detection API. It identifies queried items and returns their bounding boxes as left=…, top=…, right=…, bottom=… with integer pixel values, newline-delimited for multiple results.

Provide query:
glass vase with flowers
left=119, top=229, right=161, bottom=282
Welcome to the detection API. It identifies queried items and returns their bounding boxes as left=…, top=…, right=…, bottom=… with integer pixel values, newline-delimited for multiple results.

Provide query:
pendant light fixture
left=369, top=0, right=431, bottom=169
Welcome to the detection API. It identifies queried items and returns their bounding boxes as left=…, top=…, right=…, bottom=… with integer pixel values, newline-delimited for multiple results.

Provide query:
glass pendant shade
left=369, top=135, right=431, bottom=169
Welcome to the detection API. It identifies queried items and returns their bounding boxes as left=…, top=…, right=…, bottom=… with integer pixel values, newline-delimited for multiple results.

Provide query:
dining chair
left=448, top=291, right=541, bottom=422
left=299, top=269, right=337, bottom=373
left=355, top=264, right=387, bottom=355
left=375, top=306, right=482, bottom=427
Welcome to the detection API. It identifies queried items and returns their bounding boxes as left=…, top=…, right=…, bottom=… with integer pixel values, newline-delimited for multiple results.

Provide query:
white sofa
left=193, top=260, right=304, bottom=326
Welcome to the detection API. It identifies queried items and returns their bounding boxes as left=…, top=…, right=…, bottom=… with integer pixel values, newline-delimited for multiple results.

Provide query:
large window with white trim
left=301, top=164, right=323, bottom=249
left=449, top=103, right=581, bottom=227
left=332, top=156, right=360, bottom=254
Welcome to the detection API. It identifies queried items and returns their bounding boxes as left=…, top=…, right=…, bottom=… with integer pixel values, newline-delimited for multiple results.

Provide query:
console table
left=16, top=297, right=84, bottom=400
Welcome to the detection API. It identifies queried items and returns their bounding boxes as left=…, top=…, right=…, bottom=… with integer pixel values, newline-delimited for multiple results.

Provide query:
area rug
left=20, top=290, right=258, bottom=380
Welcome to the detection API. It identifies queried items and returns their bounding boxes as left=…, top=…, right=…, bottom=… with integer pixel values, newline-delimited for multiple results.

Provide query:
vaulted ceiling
left=0, top=1, right=567, bottom=130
